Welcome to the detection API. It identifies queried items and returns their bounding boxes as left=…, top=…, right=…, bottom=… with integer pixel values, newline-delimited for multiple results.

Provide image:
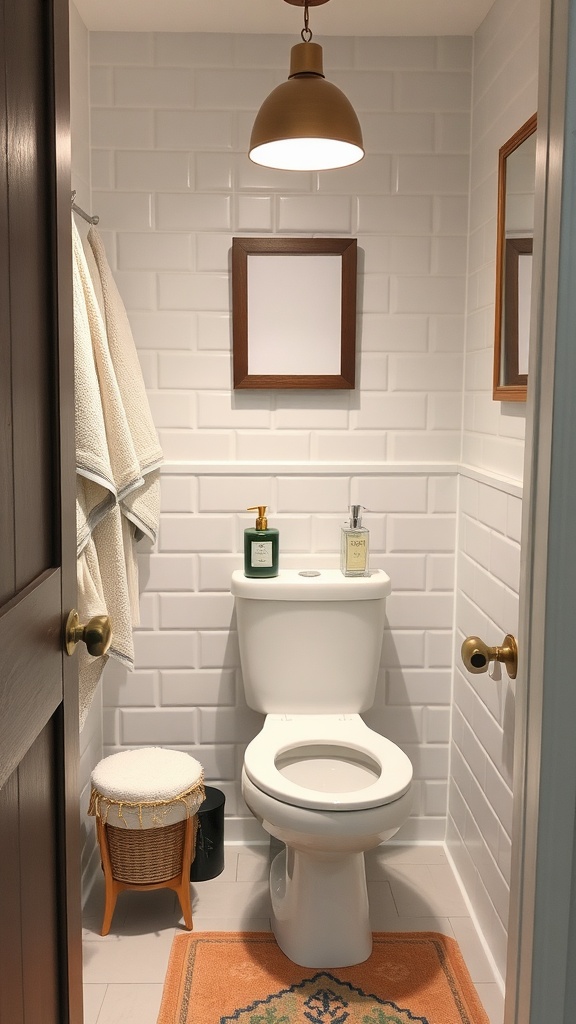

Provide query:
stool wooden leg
left=101, top=880, right=121, bottom=938
left=96, top=817, right=119, bottom=936
left=175, top=815, right=194, bottom=930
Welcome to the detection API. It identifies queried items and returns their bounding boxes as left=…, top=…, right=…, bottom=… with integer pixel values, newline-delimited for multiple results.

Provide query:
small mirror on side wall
left=493, top=113, right=537, bottom=402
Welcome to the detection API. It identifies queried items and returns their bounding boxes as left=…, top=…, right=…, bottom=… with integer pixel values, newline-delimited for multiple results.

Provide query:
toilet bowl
left=244, top=713, right=412, bottom=811
left=241, top=713, right=412, bottom=967
left=231, top=568, right=413, bottom=968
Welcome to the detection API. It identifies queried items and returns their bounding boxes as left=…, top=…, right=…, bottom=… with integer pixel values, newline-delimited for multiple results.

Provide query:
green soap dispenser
left=244, top=506, right=279, bottom=578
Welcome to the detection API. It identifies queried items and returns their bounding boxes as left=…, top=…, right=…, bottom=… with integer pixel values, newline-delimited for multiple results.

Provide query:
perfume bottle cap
left=349, top=504, right=364, bottom=528
left=247, top=505, right=268, bottom=529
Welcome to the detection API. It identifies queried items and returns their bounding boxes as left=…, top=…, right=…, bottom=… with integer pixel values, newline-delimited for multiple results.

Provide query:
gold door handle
left=461, top=633, right=518, bottom=679
left=65, top=610, right=112, bottom=658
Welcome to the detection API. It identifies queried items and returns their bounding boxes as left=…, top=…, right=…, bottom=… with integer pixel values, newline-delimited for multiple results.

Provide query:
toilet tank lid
left=231, top=568, right=391, bottom=601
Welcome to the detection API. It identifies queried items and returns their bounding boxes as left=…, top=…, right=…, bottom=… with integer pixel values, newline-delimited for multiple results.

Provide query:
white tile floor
left=82, top=843, right=505, bottom=1024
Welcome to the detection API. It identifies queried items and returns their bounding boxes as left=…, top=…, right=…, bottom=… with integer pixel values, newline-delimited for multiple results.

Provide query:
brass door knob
left=461, top=633, right=518, bottom=679
left=65, top=609, right=112, bottom=658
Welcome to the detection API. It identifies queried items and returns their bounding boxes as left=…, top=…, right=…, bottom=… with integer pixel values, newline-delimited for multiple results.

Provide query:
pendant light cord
left=301, top=0, right=313, bottom=42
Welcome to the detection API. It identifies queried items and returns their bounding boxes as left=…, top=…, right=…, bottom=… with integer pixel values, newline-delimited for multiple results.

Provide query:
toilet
left=231, top=568, right=413, bottom=968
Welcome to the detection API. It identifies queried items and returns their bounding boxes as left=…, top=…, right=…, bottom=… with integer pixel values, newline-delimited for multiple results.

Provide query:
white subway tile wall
left=461, top=0, right=538, bottom=478
left=89, top=29, right=469, bottom=834
left=449, top=471, right=522, bottom=980
left=447, top=0, right=538, bottom=983
left=76, top=7, right=536, bottom=977
left=90, top=31, right=469, bottom=467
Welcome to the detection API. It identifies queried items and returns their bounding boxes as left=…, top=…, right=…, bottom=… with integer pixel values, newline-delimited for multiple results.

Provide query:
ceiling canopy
left=74, top=0, right=495, bottom=37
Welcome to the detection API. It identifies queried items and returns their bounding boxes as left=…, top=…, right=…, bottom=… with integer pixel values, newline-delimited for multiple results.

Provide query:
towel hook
left=71, top=190, right=100, bottom=225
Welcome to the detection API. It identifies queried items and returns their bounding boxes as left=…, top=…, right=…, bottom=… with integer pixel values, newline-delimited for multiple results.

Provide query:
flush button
left=298, top=570, right=321, bottom=577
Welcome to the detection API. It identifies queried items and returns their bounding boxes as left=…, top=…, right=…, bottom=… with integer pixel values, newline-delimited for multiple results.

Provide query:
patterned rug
left=157, top=931, right=489, bottom=1024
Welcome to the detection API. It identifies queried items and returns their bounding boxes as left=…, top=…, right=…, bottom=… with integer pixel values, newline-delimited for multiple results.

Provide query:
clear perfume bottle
left=340, top=505, right=369, bottom=577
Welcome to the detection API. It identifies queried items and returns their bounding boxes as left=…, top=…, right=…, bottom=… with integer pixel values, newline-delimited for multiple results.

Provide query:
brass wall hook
left=461, top=634, right=518, bottom=679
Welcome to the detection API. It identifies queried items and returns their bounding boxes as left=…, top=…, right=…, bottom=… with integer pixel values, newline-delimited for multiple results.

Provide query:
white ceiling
left=75, top=0, right=495, bottom=37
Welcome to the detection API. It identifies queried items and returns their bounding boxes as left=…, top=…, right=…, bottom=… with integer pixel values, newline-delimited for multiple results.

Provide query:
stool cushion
left=89, top=747, right=205, bottom=829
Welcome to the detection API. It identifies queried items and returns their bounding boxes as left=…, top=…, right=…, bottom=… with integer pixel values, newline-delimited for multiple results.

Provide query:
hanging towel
left=87, top=227, right=163, bottom=544
left=80, top=237, right=146, bottom=505
left=73, top=220, right=137, bottom=728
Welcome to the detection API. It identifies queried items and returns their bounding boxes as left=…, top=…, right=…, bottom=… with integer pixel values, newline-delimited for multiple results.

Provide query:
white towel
left=74, top=230, right=116, bottom=539
left=87, top=228, right=163, bottom=543
left=80, top=237, right=146, bottom=505
left=73, top=221, right=139, bottom=728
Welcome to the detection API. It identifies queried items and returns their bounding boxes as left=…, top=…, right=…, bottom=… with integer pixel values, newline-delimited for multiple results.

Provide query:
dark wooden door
left=0, top=0, right=82, bottom=1020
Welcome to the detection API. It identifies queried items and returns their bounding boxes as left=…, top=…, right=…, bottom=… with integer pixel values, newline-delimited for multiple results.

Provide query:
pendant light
left=249, top=0, right=364, bottom=172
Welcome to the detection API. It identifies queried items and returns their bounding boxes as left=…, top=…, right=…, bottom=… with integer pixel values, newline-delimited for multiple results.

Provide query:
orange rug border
left=157, top=930, right=489, bottom=1024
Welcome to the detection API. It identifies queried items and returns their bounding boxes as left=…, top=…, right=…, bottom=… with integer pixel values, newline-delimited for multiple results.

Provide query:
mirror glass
left=493, top=114, right=537, bottom=401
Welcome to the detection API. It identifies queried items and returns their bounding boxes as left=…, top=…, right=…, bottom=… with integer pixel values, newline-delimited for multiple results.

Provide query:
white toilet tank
left=231, top=569, right=391, bottom=714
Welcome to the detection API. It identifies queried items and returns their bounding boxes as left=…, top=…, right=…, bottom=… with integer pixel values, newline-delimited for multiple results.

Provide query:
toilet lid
left=243, top=715, right=413, bottom=811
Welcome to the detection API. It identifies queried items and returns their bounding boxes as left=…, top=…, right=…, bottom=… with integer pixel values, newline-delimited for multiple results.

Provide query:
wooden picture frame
left=493, top=113, right=537, bottom=401
left=232, top=237, right=357, bottom=389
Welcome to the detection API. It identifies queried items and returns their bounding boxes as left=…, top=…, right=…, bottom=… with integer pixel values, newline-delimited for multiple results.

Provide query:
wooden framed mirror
left=232, top=237, right=357, bottom=389
left=493, top=113, right=537, bottom=401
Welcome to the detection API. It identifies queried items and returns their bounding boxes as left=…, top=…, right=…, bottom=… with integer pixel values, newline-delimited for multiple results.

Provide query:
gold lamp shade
left=249, top=41, right=364, bottom=171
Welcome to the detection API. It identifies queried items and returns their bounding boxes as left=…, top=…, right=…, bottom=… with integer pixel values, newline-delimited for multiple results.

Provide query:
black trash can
left=191, top=786, right=226, bottom=881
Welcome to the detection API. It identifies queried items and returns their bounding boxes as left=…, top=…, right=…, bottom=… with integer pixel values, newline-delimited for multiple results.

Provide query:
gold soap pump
left=244, top=505, right=279, bottom=578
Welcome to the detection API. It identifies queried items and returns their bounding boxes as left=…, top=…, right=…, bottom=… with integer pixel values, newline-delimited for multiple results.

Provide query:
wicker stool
left=88, top=747, right=205, bottom=935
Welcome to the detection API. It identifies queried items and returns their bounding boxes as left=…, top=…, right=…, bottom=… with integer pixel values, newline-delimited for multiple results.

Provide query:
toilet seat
left=243, top=714, right=412, bottom=811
